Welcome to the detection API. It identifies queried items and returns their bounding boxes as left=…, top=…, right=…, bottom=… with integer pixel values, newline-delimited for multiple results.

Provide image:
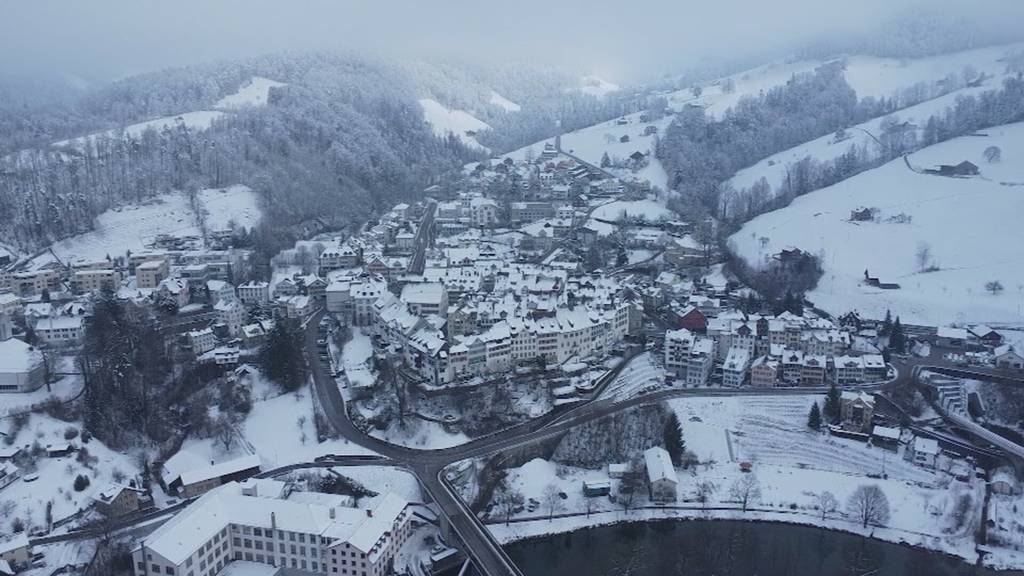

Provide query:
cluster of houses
left=935, top=324, right=1024, bottom=371
left=663, top=310, right=886, bottom=388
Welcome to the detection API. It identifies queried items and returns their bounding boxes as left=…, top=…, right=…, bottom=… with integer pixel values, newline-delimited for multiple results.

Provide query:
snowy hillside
left=214, top=76, right=286, bottom=109
left=489, top=90, right=521, bottom=113
left=729, top=43, right=1024, bottom=195
left=32, top=185, right=260, bottom=267
left=575, top=75, right=620, bottom=97
left=52, top=76, right=285, bottom=150
left=418, top=98, right=491, bottom=151
left=730, top=122, right=1024, bottom=326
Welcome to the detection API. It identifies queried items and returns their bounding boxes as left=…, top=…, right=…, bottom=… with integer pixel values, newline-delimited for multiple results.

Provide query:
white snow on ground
left=341, top=329, right=376, bottom=389
left=576, top=75, right=620, bottom=97
left=214, top=76, right=286, bottom=109
left=477, top=393, right=988, bottom=565
left=331, top=465, right=422, bottom=504
left=53, top=111, right=225, bottom=150
left=730, top=122, right=1024, bottom=326
left=589, top=199, right=673, bottom=223
left=418, top=98, right=491, bottom=152
left=241, top=379, right=378, bottom=469
left=600, top=352, right=666, bottom=401
left=31, top=186, right=259, bottom=267
left=0, top=413, right=139, bottom=535
left=197, top=185, right=262, bottom=231
left=369, top=418, right=469, bottom=450
left=489, top=91, right=521, bottom=113
left=558, top=113, right=673, bottom=191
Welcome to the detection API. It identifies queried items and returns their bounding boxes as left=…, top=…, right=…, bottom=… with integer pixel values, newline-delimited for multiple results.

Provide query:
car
left=22, top=473, right=39, bottom=482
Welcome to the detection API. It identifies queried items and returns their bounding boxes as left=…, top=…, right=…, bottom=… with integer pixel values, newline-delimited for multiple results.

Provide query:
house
left=990, top=467, right=1020, bottom=496
left=135, top=258, right=170, bottom=289
left=0, top=462, right=19, bottom=490
left=781, top=349, right=804, bottom=384
left=582, top=479, right=612, bottom=497
left=871, top=426, right=901, bottom=451
left=32, top=315, right=84, bottom=345
left=608, top=463, right=630, bottom=479
left=46, top=443, right=75, bottom=458
left=0, top=534, right=30, bottom=572
left=750, top=355, right=779, bottom=387
left=664, top=329, right=694, bottom=376
left=672, top=305, right=707, bottom=333
left=862, top=354, right=886, bottom=381
left=400, top=282, right=449, bottom=317
left=685, top=338, right=715, bottom=387
left=931, top=160, right=979, bottom=176
left=166, top=454, right=262, bottom=498
left=936, top=326, right=969, bottom=348
left=833, top=355, right=865, bottom=385
left=722, top=347, right=750, bottom=387
left=801, top=354, right=827, bottom=385
left=92, top=483, right=143, bottom=516
left=994, top=345, right=1024, bottom=370
left=970, top=325, right=1004, bottom=348
left=839, top=391, right=874, bottom=432
left=237, top=281, right=270, bottom=308
left=188, top=327, right=216, bottom=355
left=643, top=446, right=677, bottom=502
left=909, top=436, right=940, bottom=468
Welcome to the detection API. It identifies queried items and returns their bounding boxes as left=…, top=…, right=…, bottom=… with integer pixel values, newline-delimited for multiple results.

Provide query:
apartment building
left=136, top=259, right=170, bottom=289
left=132, top=480, right=412, bottom=576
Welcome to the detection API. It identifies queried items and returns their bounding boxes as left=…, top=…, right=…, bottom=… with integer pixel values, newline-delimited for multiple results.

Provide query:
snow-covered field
left=369, top=418, right=470, bottom=450
left=418, top=98, right=490, bottom=151
left=589, top=199, right=673, bottom=223
left=474, top=392, right=995, bottom=566
left=214, top=76, right=286, bottom=109
left=341, top=329, right=375, bottom=389
left=0, top=359, right=82, bottom=418
left=731, top=122, right=1024, bottom=326
left=0, top=413, right=139, bottom=535
left=32, top=185, right=259, bottom=267
left=576, top=75, right=620, bottom=98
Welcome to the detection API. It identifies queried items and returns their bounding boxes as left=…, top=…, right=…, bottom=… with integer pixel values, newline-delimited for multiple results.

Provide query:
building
left=0, top=534, right=30, bottom=573
left=0, top=338, right=45, bottom=393
left=801, top=354, right=827, bottom=385
left=994, top=345, right=1024, bottom=370
left=722, top=347, right=750, bottom=387
left=400, top=282, right=449, bottom=318
left=643, top=446, right=677, bottom=502
left=158, top=278, right=191, bottom=309
left=833, top=355, right=865, bottom=385
left=33, top=316, right=84, bottom=345
left=862, top=354, right=886, bottom=381
left=136, top=258, right=170, bottom=289
left=663, top=329, right=694, bottom=376
left=909, top=436, right=940, bottom=468
left=166, top=455, right=262, bottom=498
left=215, top=299, right=247, bottom=337
left=839, top=391, right=874, bottom=432
left=750, top=356, right=778, bottom=387
left=350, top=279, right=388, bottom=326
left=582, top=480, right=612, bottom=497
left=72, top=267, right=121, bottom=294
left=871, top=426, right=901, bottom=451
left=685, top=338, right=715, bottom=387
left=238, top=281, right=271, bottom=308
left=2, top=268, right=61, bottom=296
left=0, top=462, right=20, bottom=490
left=469, top=197, right=499, bottom=227
left=207, top=279, right=237, bottom=305
left=93, top=483, right=143, bottom=516
left=131, top=480, right=412, bottom=576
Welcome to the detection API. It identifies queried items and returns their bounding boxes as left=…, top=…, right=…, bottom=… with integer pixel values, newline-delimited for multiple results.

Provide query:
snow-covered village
left=2, top=3, right=1024, bottom=576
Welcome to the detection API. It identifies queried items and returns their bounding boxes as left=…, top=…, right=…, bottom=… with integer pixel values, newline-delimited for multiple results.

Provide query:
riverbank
left=490, top=508, right=1024, bottom=571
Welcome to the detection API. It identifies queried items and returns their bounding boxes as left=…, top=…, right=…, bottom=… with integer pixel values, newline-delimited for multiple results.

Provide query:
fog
left=1, top=0, right=1023, bottom=86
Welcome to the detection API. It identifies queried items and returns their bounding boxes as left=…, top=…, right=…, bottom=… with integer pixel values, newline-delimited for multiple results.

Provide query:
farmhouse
left=643, top=446, right=678, bottom=502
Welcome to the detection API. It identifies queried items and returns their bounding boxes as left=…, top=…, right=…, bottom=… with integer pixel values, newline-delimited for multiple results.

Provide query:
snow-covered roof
left=643, top=446, right=676, bottom=484
left=400, top=282, right=446, bottom=306
left=0, top=338, right=43, bottom=374
left=937, top=326, right=968, bottom=340
left=0, top=533, right=29, bottom=555
left=178, top=454, right=261, bottom=487
left=872, top=426, right=900, bottom=441
left=913, top=437, right=940, bottom=455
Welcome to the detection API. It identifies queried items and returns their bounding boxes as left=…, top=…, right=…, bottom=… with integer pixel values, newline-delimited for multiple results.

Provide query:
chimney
left=366, top=509, right=373, bottom=518
left=271, top=512, right=277, bottom=530
left=329, top=508, right=336, bottom=519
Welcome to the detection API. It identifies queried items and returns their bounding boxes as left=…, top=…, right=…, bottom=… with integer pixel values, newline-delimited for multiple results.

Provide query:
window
left=253, top=528, right=262, bottom=537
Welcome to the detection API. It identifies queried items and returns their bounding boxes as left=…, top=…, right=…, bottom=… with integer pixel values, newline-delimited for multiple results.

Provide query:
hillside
left=729, top=122, right=1024, bottom=326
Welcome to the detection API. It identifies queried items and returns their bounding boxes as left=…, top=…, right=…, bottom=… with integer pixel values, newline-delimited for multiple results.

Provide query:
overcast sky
left=1, top=0, right=1021, bottom=86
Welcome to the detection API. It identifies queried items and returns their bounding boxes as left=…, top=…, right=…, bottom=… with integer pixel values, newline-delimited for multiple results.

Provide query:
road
left=407, top=199, right=437, bottom=275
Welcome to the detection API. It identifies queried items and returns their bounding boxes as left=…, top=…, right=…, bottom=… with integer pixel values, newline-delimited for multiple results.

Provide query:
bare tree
left=619, top=471, right=644, bottom=514
left=847, top=484, right=890, bottom=528
left=915, top=242, right=932, bottom=272
left=696, top=480, right=717, bottom=511
left=496, top=488, right=524, bottom=526
left=585, top=496, right=597, bottom=518
left=983, top=145, right=1002, bottom=163
left=817, top=490, right=839, bottom=520
left=729, top=474, right=762, bottom=512
left=213, top=413, right=239, bottom=451
left=542, top=483, right=563, bottom=521
left=986, top=280, right=1005, bottom=295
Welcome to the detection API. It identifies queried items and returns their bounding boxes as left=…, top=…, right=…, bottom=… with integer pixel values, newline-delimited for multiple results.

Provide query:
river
left=504, top=520, right=1022, bottom=576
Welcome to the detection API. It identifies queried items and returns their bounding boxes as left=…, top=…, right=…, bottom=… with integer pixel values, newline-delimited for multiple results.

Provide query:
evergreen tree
left=880, top=309, right=893, bottom=336
left=600, top=152, right=611, bottom=168
left=807, top=401, right=822, bottom=430
left=260, top=318, right=307, bottom=392
left=889, top=317, right=906, bottom=353
left=823, top=383, right=841, bottom=423
left=663, top=412, right=685, bottom=466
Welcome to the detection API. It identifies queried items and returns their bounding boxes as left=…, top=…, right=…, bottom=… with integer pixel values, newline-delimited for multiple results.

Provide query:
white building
left=237, top=281, right=270, bottom=308
left=0, top=338, right=45, bottom=393
left=400, top=282, right=448, bottom=318
left=131, top=480, right=412, bottom=576
left=469, top=197, right=499, bottom=227
left=215, top=299, right=246, bottom=337
left=722, top=347, right=751, bottom=387
left=207, top=279, right=237, bottom=305
left=643, top=446, right=677, bottom=502
left=664, top=329, right=694, bottom=376
left=33, top=316, right=84, bottom=345
left=909, top=436, right=940, bottom=469
left=188, top=328, right=217, bottom=355
left=685, top=338, right=715, bottom=387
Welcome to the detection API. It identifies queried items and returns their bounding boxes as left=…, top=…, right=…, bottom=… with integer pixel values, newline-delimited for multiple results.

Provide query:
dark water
left=505, top=520, right=1024, bottom=576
